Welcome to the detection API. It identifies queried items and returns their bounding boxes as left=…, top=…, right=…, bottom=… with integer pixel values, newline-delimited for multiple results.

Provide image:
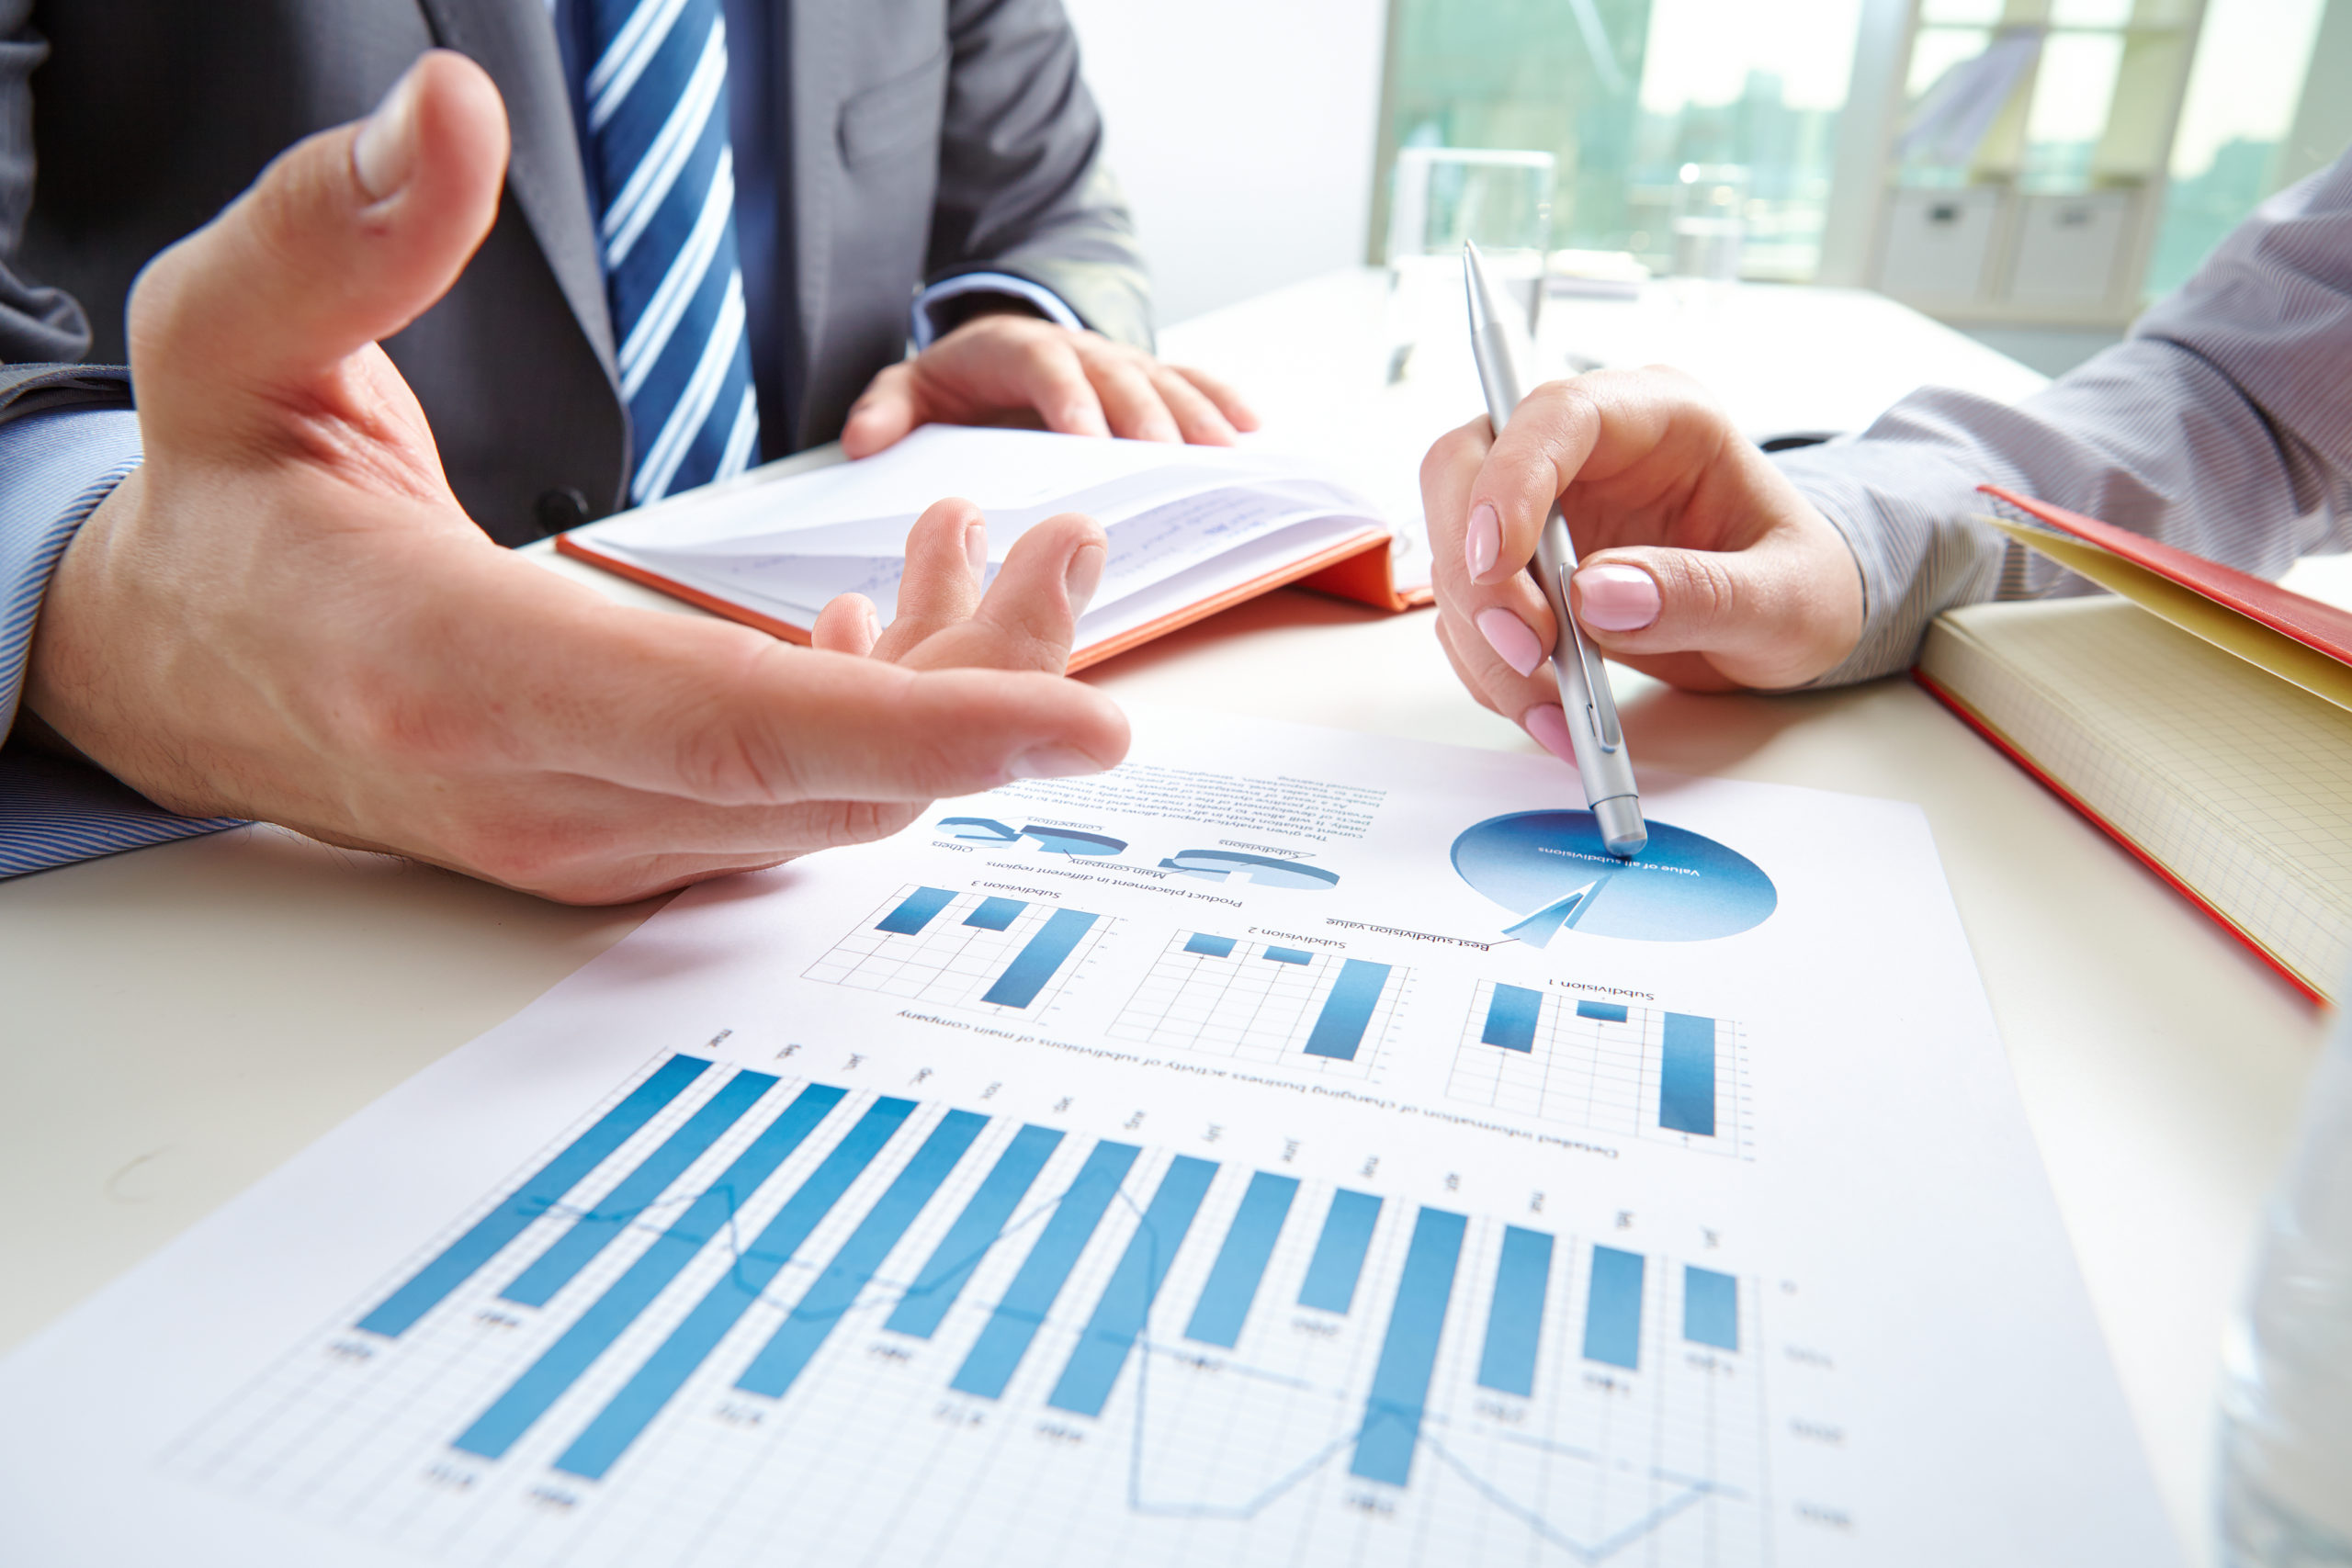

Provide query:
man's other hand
left=23, top=51, right=1128, bottom=905
left=1421, top=367, right=1864, bottom=754
left=840, top=313, right=1260, bottom=457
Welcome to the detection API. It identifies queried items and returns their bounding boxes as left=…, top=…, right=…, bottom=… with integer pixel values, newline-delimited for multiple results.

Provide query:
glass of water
left=1671, top=163, right=1749, bottom=282
left=1385, top=147, right=1555, bottom=368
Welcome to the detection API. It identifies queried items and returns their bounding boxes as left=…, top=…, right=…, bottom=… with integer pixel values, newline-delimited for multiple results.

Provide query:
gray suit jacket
left=0, top=0, right=1151, bottom=545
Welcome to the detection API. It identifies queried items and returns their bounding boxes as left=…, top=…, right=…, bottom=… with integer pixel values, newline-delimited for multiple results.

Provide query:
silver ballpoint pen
left=1463, top=242, right=1647, bottom=859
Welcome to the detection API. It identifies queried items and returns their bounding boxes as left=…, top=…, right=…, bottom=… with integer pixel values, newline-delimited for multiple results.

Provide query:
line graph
left=166, top=1055, right=1772, bottom=1568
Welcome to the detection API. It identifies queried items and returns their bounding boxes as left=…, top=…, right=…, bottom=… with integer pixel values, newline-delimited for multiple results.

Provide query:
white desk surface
left=0, top=269, right=2323, bottom=1565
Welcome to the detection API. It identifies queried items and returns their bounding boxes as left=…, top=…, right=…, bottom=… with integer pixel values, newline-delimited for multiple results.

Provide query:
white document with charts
left=0, top=708, right=2177, bottom=1567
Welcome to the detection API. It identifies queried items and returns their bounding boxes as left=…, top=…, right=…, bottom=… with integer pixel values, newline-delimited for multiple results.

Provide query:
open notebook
left=1916, top=488, right=2352, bottom=1002
left=559, top=426, right=1432, bottom=671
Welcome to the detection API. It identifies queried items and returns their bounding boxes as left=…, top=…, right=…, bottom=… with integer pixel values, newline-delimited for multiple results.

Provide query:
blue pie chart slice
left=936, top=818, right=1128, bottom=857
left=1018, top=825, right=1128, bottom=857
left=1452, top=811, right=1776, bottom=944
left=1159, top=851, right=1340, bottom=890
left=940, top=816, right=1022, bottom=843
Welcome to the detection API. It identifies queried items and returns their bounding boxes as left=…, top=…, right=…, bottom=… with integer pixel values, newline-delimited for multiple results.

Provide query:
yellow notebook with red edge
left=1915, top=488, right=2352, bottom=1002
left=558, top=425, right=1432, bottom=671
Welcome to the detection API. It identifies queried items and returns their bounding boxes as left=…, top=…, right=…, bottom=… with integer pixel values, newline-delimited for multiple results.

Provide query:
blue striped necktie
left=576, top=0, right=761, bottom=504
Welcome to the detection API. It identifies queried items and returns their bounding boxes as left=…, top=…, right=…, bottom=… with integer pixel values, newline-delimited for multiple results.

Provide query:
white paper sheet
left=0, top=709, right=2179, bottom=1567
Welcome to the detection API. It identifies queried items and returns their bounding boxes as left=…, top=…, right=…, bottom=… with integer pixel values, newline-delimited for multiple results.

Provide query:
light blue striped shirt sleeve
left=1, top=408, right=242, bottom=877
left=910, top=271, right=1084, bottom=350
left=1775, top=147, right=2352, bottom=685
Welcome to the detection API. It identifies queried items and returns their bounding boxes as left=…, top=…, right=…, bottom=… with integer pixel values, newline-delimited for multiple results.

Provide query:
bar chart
left=802, top=885, right=1113, bottom=1015
left=1103, top=930, right=1408, bottom=1077
left=1447, top=982, right=1753, bottom=1156
left=170, top=1055, right=1770, bottom=1568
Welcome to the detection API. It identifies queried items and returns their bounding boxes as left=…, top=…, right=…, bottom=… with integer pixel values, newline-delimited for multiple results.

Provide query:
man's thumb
left=840, top=367, right=922, bottom=458
left=129, top=51, right=508, bottom=406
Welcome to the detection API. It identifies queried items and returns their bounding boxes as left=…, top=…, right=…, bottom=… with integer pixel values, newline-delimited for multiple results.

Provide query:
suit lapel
left=415, top=0, right=619, bottom=387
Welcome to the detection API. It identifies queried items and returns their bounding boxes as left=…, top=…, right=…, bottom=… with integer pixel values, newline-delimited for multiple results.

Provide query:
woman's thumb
left=1570, top=532, right=1860, bottom=691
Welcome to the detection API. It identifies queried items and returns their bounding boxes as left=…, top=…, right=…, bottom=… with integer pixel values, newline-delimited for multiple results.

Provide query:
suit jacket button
left=534, top=487, right=590, bottom=536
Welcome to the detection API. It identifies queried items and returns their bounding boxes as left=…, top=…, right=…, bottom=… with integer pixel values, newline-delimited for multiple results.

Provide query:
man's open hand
left=23, top=51, right=1128, bottom=905
left=840, top=311, right=1260, bottom=457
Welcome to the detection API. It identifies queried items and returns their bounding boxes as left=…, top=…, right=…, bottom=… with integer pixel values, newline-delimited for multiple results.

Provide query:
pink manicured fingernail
left=1523, top=703, right=1576, bottom=763
left=1476, top=607, right=1544, bottom=677
left=1464, top=502, right=1500, bottom=579
left=1575, top=563, right=1661, bottom=632
left=1009, top=744, right=1103, bottom=780
left=964, top=521, right=988, bottom=580
left=1065, top=542, right=1105, bottom=619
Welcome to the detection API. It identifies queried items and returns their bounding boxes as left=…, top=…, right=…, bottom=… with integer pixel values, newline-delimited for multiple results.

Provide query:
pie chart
left=1159, top=850, right=1340, bottom=890
left=1452, top=811, right=1776, bottom=945
left=937, top=818, right=1129, bottom=857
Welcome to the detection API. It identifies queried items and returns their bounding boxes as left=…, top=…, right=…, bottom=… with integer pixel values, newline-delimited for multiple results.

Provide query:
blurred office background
left=1064, top=0, right=2350, bottom=375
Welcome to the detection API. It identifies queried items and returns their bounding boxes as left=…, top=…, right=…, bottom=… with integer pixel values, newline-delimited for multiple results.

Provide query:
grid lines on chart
left=1104, top=930, right=1408, bottom=1078
left=164, top=1053, right=1771, bottom=1568
left=1447, top=983, right=1753, bottom=1157
left=803, top=885, right=1113, bottom=1016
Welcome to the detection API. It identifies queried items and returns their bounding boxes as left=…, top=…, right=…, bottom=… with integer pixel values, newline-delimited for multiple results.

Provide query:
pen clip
left=1560, top=564, right=1625, bottom=751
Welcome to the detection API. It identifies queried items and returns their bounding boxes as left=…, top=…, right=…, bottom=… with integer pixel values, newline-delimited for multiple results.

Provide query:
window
left=1625, top=0, right=1865, bottom=278
left=2145, top=0, right=2329, bottom=296
left=1373, top=0, right=1867, bottom=281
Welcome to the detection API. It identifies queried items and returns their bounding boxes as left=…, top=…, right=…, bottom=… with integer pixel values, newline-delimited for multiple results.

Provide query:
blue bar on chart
left=1263, top=946, right=1314, bottom=965
left=358, top=1055, right=712, bottom=1338
left=1481, top=984, right=1543, bottom=1054
left=1305, top=960, right=1392, bottom=1062
left=950, top=1140, right=1140, bottom=1400
left=1183, top=932, right=1237, bottom=958
left=1582, top=1245, right=1645, bottom=1371
left=734, top=1111, right=989, bottom=1398
left=552, top=1097, right=917, bottom=1480
left=451, top=1082, right=848, bottom=1461
left=1476, top=1226, right=1554, bottom=1397
left=503, top=1068, right=776, bottom=1309
left=1684, top=1266, right=1738, bottom=1351
left=963, top=897, right=1027, bottom=931
left=1576, top=999, right=1629, bottom=1022
left=1658, top=1012, right=1717, bottom=1136
left=1298, top=1189, right=1383, bottom=1313
left=1047, top=1156, right=1219, bottom=1416
left=1184, top=1171, right=1299, bottom=1348
left=877, top=886, right=957, bottom=936
left=886, top=1124, right=1065, bottom=1339
left=981, top=908, right=1100, bottom=1008
left=1349, top=1207, right=1467, bottom=1486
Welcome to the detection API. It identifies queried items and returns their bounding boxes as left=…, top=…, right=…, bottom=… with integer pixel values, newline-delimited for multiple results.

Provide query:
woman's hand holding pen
left=1420, top=367, right=1866, bottom=749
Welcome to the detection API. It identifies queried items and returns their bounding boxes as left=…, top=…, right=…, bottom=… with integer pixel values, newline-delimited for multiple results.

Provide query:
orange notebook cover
left=556, top=427, right=1433, bottom=674
left=561, top=526, right=1430, bottom=674
left=1980, top=485, right=2352, bottom=666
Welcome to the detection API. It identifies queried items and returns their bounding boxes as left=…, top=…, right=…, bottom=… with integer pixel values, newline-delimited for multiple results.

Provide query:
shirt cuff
left=1770, top=437, right=2009, bottom=687
left=1, top=407, right=141, bottom=737
left=1, top=407, right=243, bottom=877
left=910, top=271, right=1085, bottom=350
